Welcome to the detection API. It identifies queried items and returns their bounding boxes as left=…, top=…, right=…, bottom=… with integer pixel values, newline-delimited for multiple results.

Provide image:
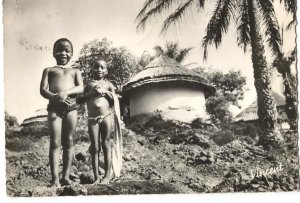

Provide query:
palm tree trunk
left=283, top=72, right=297, bottom=130
left=248, top=0, right=281, bottom=147
left=275, top=55, right=297, bottom=130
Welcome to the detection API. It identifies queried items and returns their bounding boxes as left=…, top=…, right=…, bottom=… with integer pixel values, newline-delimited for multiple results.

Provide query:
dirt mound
left=5, top=115, right=299, bottom=196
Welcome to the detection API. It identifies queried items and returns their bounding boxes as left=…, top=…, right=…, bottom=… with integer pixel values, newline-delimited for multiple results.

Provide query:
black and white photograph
left=3, top=0, right=299, bottom=197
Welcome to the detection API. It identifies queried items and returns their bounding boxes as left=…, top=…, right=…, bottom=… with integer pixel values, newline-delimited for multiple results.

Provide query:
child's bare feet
left=92, top=178, right=101, bottom=186
left=100, top=176, right=111, bottom=184
left=48, top=180, right=61, bottom=188
left=61, top=178, right=74, bottom=186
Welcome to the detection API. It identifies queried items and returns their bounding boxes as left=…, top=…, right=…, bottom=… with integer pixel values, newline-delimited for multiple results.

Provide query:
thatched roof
left=234, top=92, right=286, bottom=122
left=22, top=109, right=48, bottom=126
left=123, top=55, right=215, bottom=96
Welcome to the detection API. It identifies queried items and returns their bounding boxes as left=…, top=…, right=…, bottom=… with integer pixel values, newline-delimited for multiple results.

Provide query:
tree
left=154, top=41, right=193, bottom=63
left=138, top=41, right=193, bottom=70
left=272, top=0, right=297, bottom=130
left=5, top=112, right=19, bottom=129
left=135, top=0, right=283, bottom=148
left=78, top=38, right=140, bottom=93
left=194, top=68, right=247, bottom=125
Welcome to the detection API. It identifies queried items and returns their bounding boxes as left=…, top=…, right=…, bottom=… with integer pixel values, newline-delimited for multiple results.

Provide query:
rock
left=268, top=182, right=274, bottom=189
left=186, top=157, right=194, bottom=166
left=207, top=151, right=213, bottom=158
left=99, top=167, right=105, bottom=175
left=224, top=169, right=242, bottom=186
left=199, top=156, right=207, bottom=162
left=59, top=184, right=88, bottom=196
left=75, top=152, right=86, bottom=162
left=20, top=189, right=30, bottom=197
left=69, top=172, right=80, bottom=182
left=200, top=151, right=207, bottom=157
left=123, top=154, right=132, bottom=162
left=137, top=140, right=144, bottom=146
left=31, top=186, right=58, bottom=197
left=82, top=165, right=90, bottom=171
left=80, top=172, right=94, bottom=184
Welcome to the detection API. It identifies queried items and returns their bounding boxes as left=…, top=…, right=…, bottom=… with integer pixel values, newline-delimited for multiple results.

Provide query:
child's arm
left=40, top=68, right=58, bottom=101
left=76, top=83, right=100, bottom=104
left=103, top=82, right=116, bottom=101
left=56, top=69, right=84, bottom=101
left=76, top=86, right=92, bottom=104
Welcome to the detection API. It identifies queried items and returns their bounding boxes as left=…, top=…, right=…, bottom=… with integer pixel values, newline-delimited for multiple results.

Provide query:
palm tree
left=138, top=42, right=193, bottom=69
left=135, top=0, right=283, bottom=148
left=154, top=41, right=193, bottom=63
left=273, top=0, right=297, bottom=130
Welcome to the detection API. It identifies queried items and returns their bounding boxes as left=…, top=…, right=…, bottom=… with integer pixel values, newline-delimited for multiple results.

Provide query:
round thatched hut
left=22, top=109, right=48, bottom=126
left=21, top=109, right=48, bottom=134
left=122, top=55, right=215, bottom=123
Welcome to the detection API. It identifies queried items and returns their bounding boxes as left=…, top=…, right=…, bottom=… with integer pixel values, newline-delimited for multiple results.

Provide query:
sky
left=3, top=0, right=296, bottom=123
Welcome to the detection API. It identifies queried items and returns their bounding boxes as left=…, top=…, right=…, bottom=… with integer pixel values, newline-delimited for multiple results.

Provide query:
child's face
left=53, top=41, right=73, bottom=65
left=92, top=60, right=107, bottom=80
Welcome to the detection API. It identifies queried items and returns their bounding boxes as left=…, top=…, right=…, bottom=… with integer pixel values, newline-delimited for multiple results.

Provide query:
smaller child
left=77, top=59, right=122, bottom=184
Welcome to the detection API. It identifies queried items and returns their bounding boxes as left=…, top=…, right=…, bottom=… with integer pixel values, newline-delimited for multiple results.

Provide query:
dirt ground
left=5, top=115, right=299, bottom=196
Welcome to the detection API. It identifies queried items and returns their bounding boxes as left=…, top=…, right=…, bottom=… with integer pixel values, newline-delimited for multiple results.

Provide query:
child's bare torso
left=48, top=67, right=78, bottom=102
left=86, top=80, right=112, bottom=117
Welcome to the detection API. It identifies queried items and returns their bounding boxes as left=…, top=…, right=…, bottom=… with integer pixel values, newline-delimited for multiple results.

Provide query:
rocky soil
left=5, top=115, right=299, bottom=196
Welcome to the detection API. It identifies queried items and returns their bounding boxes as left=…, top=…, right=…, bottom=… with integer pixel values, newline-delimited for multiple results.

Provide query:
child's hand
left=56, top=91, right=69, bottom=102
left=50, top=93, right=59, bottom=102
left=94, top=86, right=107, bottom=96
left=63, top=98, right=72, bottom=107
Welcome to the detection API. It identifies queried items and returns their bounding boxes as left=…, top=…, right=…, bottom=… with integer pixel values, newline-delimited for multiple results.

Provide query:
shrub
left=5, top=112, right=19, bottom=129
left=210, top=130, right=235, bottom=146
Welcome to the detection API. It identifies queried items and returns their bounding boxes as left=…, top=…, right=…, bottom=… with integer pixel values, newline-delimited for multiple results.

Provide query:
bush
left=210, top=130, right=235, bottom=146
left=228, top=122, right=260, bottom=139
left=5, top=112, right=19, bottom=129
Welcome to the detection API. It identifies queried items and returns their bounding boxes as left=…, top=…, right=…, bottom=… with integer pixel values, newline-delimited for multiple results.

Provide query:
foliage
left=194, top=68, right=247, bottom=125
left=77, top=38, right=141, bottom=93
left=206, top=92, right=232, bottom=125
left=5, top=112, right=19, bottom=129
left=278, top=0, right=296, bottom=29
left=272, top=0, right=297, bottom=130
left=138, top=51, right=155, bottom=69
left=135, top=0, right=283, bottom=148
left=153, top=41, right=193, bottom=63
left=210, top=129, right=235, bottom=146
left=138, top=41, right=193, bottom=70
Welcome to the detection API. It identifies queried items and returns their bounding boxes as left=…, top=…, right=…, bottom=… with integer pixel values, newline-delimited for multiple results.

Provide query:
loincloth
left=88, top=111, right=113, bottom=124
left=47, top=102, right=79, bottom=118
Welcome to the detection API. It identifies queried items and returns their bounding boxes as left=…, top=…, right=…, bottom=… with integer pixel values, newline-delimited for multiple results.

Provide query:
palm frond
left=236, top=0, right=251, bottom=52
left=278, top=0, right=296, bottom=29
left=175, top=47, right=193, bottom=62
left=136, top=0, right=179, bottom=31
left=197, top=0, right=206, bottom=8
left=154, top=45, right=164, bottom=56
left=257, top=0, right=282, bottom=57
left=280, top=0, right=296, bottom=14
left=202, top=0, right=236, bottom=60
left=135, top=0, right=158, bottom=22
left=166, top=41, right=179, bottom=59
left=161, top=0, right=195, bottom=33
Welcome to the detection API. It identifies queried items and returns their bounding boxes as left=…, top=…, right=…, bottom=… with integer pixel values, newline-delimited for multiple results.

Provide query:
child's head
left=91, top=59, right=108, bottom=80
left=53, top=38, right=73, bottom=65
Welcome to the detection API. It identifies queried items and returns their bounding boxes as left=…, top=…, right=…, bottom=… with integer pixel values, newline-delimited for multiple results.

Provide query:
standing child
left=77, top=59, right=122, bottom=184
left=40, top=38, right=84, bottom=187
